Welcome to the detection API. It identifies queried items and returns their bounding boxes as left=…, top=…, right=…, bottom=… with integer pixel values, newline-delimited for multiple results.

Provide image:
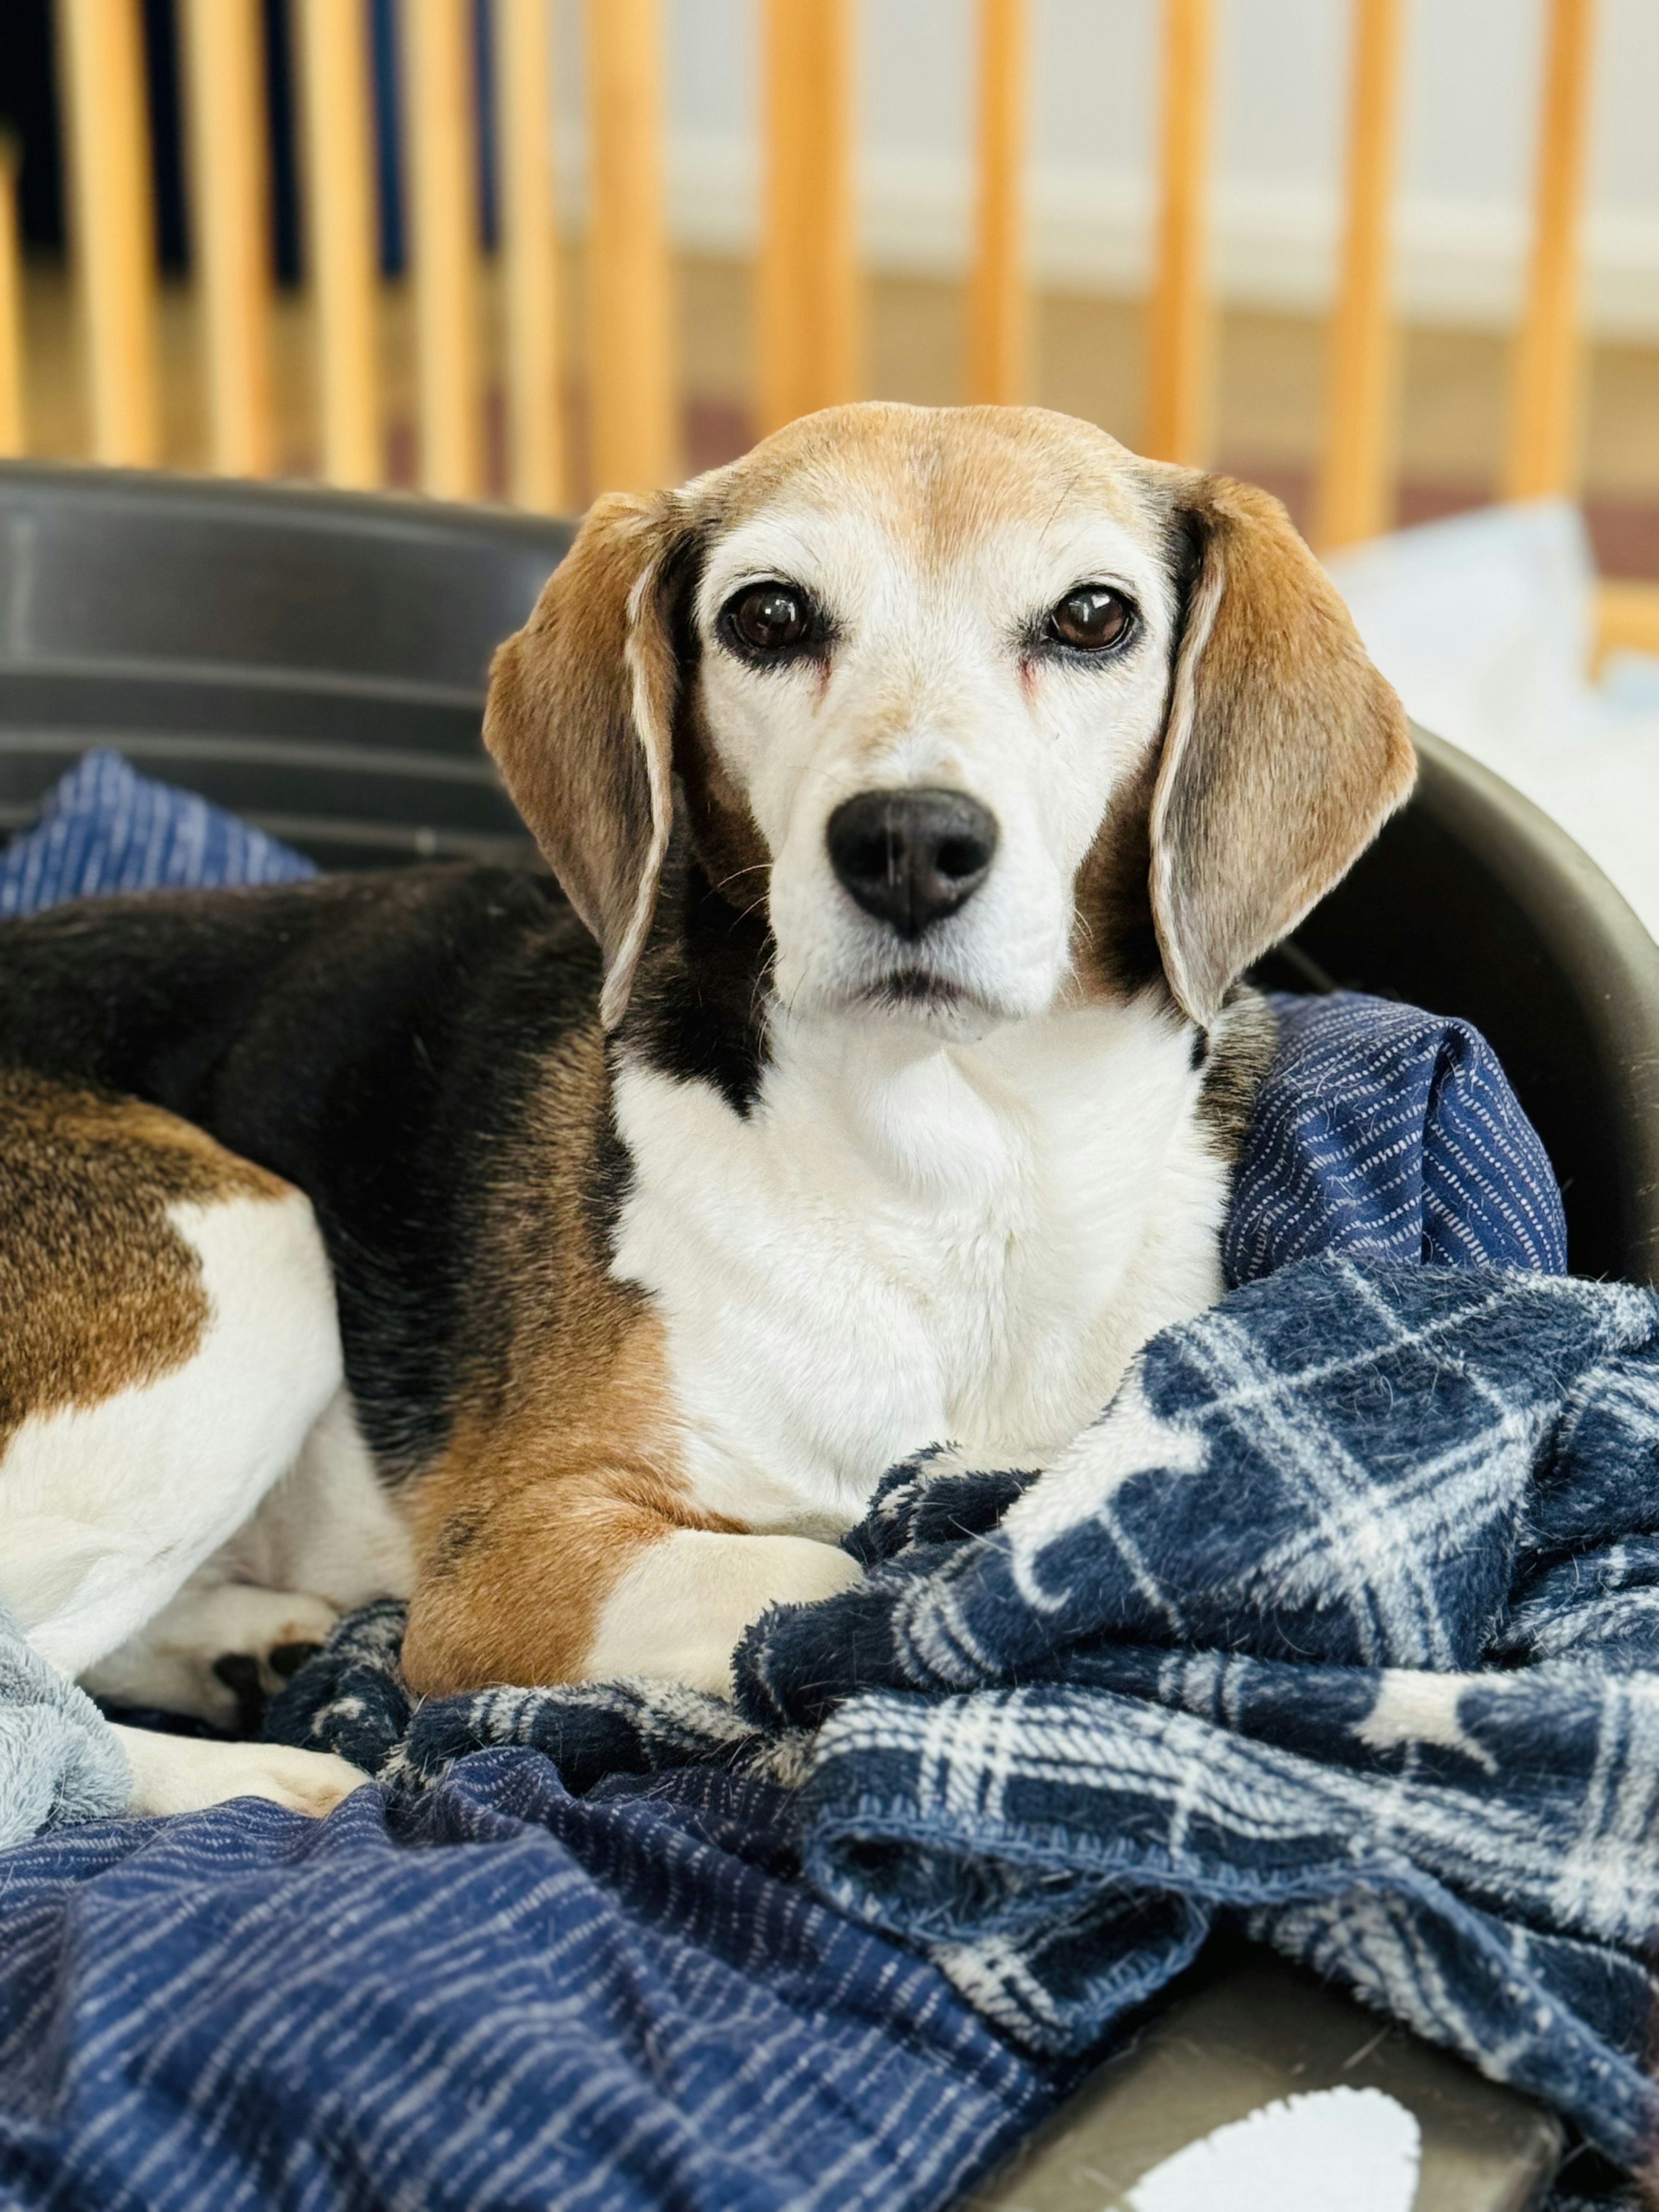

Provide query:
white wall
left=552, top=0, right=1659, bottom=337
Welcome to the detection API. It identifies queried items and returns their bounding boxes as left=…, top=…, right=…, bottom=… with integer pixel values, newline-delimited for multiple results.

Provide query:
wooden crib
left=2, top=1, right=1655, bottom=663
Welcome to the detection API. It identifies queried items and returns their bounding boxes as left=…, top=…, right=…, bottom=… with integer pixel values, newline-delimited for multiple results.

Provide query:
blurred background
left=1, top=0, right=1656, bottom=924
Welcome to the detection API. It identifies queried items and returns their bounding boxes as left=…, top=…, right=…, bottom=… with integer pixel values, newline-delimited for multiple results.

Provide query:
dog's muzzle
left=826, top=788, right=998, bottom=940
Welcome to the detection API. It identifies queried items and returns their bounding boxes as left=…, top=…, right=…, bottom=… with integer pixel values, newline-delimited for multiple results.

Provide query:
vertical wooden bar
left=181, top=0, right=273, bottom=478
left=757, top=0, right=859, bottom=435
left=0, top=135, right=24, bottom=458
left=1314, top=0, right=1404, bottom=550
left=1504, top=0, right=1596, bottom=501
left=406, top=0, right=482, bottom=500
left=1143, top=0, right=1213, bottom=467
left=296, top=0, right=380, bottom=487
left=967, top=0, right=1027, bottom=407
left=585, top=0, right=675, bottom=491
left=499, top=0, right=568, bottom=509
left=57, top=0, right=161, bottom=467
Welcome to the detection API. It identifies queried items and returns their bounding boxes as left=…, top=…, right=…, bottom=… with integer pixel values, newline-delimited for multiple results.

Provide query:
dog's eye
left=721, top=582, right=815, bottom=659
left=1046, top=586, right=1134, bottom=652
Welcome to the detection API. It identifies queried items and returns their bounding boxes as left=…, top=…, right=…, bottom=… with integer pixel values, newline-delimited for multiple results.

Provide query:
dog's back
left=0, top=865, right=599, bottom=1478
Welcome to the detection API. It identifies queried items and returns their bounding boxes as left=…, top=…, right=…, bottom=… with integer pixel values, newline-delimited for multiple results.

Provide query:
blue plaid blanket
left=0, top=752, right=1641, bottom=2208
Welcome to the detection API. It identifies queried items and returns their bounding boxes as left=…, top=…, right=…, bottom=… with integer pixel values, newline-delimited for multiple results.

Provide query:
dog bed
left=0, top=753, right=1641, bottom=2212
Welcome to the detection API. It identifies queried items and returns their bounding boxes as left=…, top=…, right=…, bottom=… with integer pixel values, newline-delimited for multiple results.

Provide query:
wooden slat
left=0, top=134, right=23, bottom=457
left=585, top=0, right=675, bottom=491
left=757, top=0, right=859, bottom=435
left=181, top=0, right=273, bottom=478
left=57, top=0, right=160, bottom=467
left=1144, top=0, right=1214, bottom=467
left=499, top=0, right=568, bottom=509
left=406, top=0, right=482, bottom=501
left=1505, top=0, right=1597, bottom=502
left=296, top=0, right=380, bottom=488
left=1595, top=580, right=1659, bottom=667
left=967, top=0, right=1027, bottom=407
left=1315, top=0, right=1404, bottom=550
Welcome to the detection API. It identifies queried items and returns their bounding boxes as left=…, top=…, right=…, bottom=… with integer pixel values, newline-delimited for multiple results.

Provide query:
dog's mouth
left=874, top=969, right=960, bottom=1005
left=848, top=968, right=1001, bottom=1024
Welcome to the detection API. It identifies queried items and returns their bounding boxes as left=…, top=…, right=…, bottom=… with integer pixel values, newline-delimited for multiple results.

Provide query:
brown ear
left=483, top=490, right=690, bottom=1029
left=1149, top=473, right=1415, bottom=1025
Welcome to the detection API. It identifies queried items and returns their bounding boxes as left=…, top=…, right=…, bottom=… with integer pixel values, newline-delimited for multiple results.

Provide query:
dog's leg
left=1, top=1179, right=343, bottom=1683
left=0, top=1078, right=348, bottom=1697
left=580, top=1527, right=864, bottom=1692
left=110, top=1723, right=366, bottom=1818
left=86, top=1385, right=421, bottom=1726
left=401, top=1472, right=862, bottom=1699
left=82, top=1576, right=343, bottom=1726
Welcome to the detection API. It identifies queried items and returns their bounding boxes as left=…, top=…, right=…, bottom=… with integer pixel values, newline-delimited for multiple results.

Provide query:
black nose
left=826, top=788, right=999, bottom=940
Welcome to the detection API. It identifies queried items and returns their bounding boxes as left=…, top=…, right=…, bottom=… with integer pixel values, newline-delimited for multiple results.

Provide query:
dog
left=0, top=404, right=1412, bottom=1817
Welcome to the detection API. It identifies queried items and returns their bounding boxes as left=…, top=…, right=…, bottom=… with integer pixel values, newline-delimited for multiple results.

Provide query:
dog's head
left=486, top=404, right=1412, bottom=1039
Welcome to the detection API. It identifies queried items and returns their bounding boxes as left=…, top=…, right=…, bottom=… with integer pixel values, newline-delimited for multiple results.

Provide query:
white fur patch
left=585, top=1527, right=864, bottom=1694
left=212, top=1387, right=415, bottom=1609
left=611, top=993, right=1227, bottom=1539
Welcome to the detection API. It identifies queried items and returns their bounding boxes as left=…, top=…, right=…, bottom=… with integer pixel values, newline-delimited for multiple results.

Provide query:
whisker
left=714, top=862, right=772, bottom=896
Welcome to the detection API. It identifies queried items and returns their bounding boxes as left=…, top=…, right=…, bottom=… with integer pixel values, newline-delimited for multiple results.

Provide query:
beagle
left=0, top=405, right=1412, bottom=1816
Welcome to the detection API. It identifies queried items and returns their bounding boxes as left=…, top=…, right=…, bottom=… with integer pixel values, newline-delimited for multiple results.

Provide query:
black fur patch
left=1195, top=986, right=1278, bottom=1165
left=585, top=1093, right=637, bottom=1250
left=621, top=821, right=775, bottom=1116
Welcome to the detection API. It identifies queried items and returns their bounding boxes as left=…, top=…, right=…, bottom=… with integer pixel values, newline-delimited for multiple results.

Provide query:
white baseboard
left=557, top=136, right=1659, bottom=342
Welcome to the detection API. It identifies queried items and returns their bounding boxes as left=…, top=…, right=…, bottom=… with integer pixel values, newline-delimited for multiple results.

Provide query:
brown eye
left=1047, top=585, right=1133, bottom=652
left=722, top=581, right=814, bottom=658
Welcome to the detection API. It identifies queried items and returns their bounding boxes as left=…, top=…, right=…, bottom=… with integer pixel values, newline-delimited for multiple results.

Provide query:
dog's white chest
left=609, top=1001, right=1228, bottom=1534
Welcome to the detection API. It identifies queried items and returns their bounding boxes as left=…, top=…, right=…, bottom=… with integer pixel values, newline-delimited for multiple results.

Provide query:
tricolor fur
left=0, top=406, right=1412, bottom=1814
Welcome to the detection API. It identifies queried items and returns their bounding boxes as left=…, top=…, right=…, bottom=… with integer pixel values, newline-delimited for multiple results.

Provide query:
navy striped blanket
left=4, top=751, right=1643, bottom=2210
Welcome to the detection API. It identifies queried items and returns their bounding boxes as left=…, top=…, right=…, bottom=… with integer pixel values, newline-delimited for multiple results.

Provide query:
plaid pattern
left=279, top=1259, right=1659, bottom=2171
left=785, top=1259, right=1659, bottom=2167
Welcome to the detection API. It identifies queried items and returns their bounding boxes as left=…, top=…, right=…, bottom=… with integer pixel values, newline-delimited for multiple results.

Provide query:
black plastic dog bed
left=1, top=460, right=1655, bottom=1284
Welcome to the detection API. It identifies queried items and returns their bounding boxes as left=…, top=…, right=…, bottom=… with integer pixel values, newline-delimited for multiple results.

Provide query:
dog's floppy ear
left=484, top=489, right=692, bottom=1029
left=1148, top=472, right=1415, bottom=1025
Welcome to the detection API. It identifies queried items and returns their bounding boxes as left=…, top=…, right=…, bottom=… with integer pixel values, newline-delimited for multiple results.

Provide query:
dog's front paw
left=110, top=1724, right=368, bottom=1818
left=584, top=1530, right=864, bottom=1696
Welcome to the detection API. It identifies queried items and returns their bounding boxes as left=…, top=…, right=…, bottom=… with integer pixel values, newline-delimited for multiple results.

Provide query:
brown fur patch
left=1144, top=469, right=1416, bottom=1024
left=690, top=402, right=1157, bottom=566
left=399, top=1022, right=735, bottom=1696
left=0, top=1070, right=292, bottom=1446
left=483, top=492, right=689, bottom=1028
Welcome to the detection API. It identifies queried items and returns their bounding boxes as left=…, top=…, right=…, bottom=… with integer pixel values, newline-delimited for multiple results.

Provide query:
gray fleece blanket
left=0, top=1602, right=127, bottom=1844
